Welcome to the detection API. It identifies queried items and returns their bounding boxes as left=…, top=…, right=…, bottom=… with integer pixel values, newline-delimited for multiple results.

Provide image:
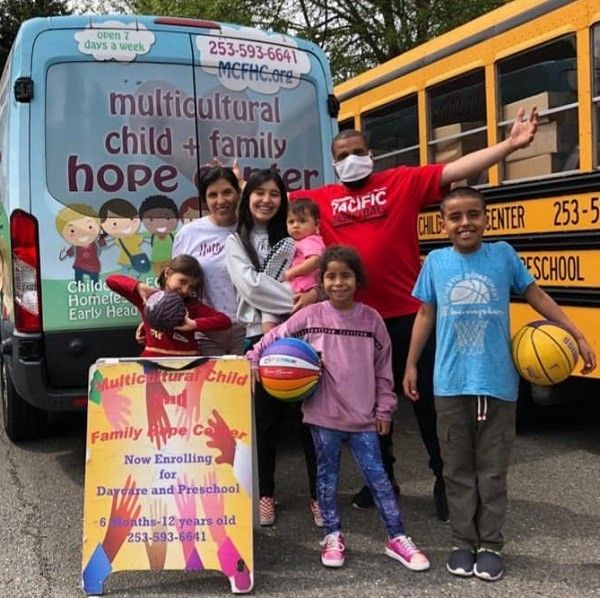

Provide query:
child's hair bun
left=143, top=290, right=187, bottom=332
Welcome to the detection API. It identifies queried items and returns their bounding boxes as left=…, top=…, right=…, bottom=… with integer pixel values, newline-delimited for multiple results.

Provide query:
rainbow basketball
left=259, top=338, right=321, bottom=402
left=511, top=320, right=579, bottom=385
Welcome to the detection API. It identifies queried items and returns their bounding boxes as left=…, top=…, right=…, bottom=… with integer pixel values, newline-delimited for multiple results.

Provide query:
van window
left=194, top=64, right=323, bottom=191
left=46, top=62, right=324, bottom=204
left=46, top=62, right=198, bottom=207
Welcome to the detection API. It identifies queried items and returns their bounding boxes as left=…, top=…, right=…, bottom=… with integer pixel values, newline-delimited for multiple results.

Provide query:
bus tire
left=1, top=359, right=47, bottom=442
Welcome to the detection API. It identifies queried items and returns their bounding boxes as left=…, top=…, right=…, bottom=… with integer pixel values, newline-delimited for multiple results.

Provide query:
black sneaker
left=433, top=476, right=449, bottom=522
left=474, top=549, right=505, bottom=581
left=352, top=484, right=400, bottom=509
left=446, top=548, right=475, bottom=577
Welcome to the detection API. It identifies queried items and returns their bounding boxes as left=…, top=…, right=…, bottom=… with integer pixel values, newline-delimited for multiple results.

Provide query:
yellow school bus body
left=336, top=0, right=600, bottom=388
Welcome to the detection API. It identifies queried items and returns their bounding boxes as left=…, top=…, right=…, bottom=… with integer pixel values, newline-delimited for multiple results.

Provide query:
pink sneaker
left=385, top=535, right=430, bottom=571
left=259, top=496, right=275, bottom=526
left=320, top=531, right=345, bottom=567
left=310, top=499, right=324, bottom=527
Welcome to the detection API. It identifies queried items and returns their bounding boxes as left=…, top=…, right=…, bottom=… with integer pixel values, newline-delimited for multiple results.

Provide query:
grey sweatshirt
left=225, top=228, right=294, bottom=337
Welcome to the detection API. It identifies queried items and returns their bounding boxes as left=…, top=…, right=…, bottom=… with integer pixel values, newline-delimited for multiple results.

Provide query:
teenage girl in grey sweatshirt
left=225, top=169, right=319, bottom=527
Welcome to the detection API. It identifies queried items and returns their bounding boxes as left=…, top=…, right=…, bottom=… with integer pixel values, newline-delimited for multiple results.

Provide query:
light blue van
left=0, top=14, right=337, bottom=440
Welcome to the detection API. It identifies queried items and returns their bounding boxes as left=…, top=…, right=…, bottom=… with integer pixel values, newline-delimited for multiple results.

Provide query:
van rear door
left=30, top=21, right=198, bottom=387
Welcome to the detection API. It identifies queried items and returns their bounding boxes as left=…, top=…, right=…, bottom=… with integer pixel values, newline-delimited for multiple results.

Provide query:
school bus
left=0, top=15, right=337, bottom=440
left=335, top=0, right=600, bottom=405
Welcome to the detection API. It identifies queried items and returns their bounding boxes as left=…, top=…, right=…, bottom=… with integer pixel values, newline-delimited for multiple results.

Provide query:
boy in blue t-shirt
left=403, top=187, right=596, bottom=581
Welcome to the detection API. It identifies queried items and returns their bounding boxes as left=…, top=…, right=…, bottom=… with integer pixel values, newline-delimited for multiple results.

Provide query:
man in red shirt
left=291, top=107, right=539, bottom=518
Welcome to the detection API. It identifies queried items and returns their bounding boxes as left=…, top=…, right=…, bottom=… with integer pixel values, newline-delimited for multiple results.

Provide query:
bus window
left=593, top=24, right=600, bottom=169
left=497, top=35, right=579, bottom=180
left=427, top=69, right=487, bottom=186
left=338, top=118, right=354, bottom=131
left=361, top=94, right=419, bottom=171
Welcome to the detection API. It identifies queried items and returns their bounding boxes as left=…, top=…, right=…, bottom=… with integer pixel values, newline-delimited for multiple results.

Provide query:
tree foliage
left=77, top=0, right=511, bottom=83
left=251, top=0, right=511, bottom=82
left=0, top=0, right=72, bottom=70
left=106, top=0, right=254, bottom=26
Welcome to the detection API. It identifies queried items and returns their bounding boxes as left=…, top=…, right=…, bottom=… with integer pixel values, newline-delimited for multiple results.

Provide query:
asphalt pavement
left=1, top=398, right=599, bottom=597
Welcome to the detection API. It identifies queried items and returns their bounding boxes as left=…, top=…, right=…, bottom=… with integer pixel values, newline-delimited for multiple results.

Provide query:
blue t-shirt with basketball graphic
left=413, top=241, right=535, bottom=401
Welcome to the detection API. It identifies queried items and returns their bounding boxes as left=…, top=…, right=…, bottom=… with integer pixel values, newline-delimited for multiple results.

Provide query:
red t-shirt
left=290, top=164, right=445, bottom=318
left=106, top=275, right=231, bottom=357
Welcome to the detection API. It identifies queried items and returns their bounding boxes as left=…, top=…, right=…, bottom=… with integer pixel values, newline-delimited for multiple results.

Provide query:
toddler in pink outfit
left=283, top=198, right=325, bottom=293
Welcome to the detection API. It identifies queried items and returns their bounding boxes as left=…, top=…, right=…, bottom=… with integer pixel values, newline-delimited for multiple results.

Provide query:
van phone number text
left=208, top=39, right=299, bottom=64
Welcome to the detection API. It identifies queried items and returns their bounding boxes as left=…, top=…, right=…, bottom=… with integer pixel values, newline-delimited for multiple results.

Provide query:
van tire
left=1, top=359, right=47, bottom=442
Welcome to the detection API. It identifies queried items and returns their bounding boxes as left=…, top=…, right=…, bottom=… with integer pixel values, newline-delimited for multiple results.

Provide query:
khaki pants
left=435, top=395, right=516, bottom=552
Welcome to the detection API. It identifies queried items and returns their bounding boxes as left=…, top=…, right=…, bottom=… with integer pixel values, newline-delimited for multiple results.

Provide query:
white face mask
left=333, top=153, right=374, bottom=183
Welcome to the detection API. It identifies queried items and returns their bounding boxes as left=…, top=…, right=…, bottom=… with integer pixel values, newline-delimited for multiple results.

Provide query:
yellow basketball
left=511, top=320, right=579, bottom=385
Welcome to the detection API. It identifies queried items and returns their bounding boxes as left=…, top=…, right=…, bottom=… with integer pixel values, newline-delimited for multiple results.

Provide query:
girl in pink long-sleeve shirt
left=246, top=245, right=429, bottom=572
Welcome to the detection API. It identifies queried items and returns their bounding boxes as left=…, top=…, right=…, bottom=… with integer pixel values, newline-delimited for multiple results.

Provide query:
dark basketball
left=143, top=290, right=187, bottom=332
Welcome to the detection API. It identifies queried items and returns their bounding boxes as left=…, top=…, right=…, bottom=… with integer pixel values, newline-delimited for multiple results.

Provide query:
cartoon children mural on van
left=0, top=204, right=12, bottom=318
left=139, top=194, right=178, bottom=275
left=179, top=196, right=201, bottom=224
left=99, top=198, right=149, bottom=276
left=0, top=241, right=11, bottom=319
left=56, top=203, right=106, bottom=283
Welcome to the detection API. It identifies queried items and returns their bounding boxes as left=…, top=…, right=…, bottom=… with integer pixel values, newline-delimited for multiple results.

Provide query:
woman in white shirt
left=173, top=167, right=245, bottom=355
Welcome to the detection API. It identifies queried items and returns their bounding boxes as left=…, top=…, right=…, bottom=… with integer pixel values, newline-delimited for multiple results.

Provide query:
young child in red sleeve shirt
left=107, top=254, right=231, bottom=357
